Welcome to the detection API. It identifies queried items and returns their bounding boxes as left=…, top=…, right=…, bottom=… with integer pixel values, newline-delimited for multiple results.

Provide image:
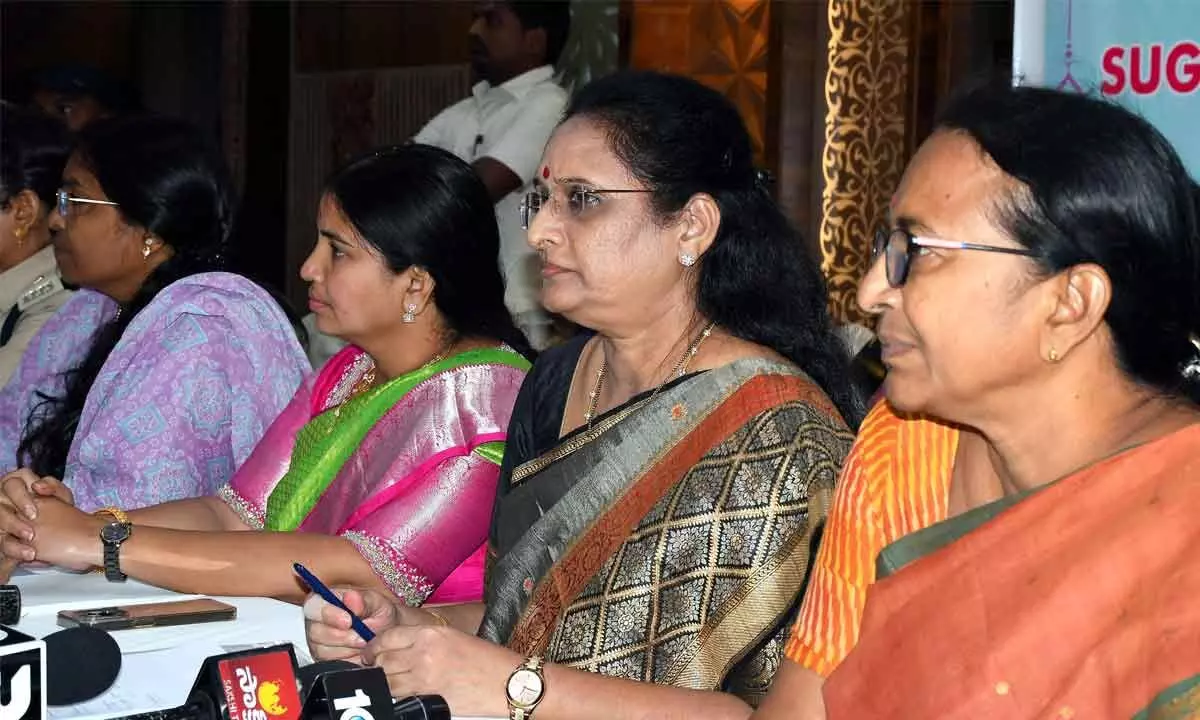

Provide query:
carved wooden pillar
left=819, top=0, right=912, bottom=325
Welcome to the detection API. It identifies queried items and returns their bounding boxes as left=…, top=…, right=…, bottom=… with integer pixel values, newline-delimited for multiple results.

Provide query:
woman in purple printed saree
left=0, top=144, right=534, bottom=605
left=0, top=280, right=308, bottom=510
left=0, top=116, right=308, bottom=512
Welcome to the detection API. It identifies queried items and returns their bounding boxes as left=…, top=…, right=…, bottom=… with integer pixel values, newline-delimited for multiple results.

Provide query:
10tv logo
left=0, top=627, right=45, bottom=720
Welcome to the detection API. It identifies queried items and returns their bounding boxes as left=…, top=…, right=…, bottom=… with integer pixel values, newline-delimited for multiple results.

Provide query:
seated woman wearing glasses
left=304, top=71, right=862, bottom=718
left=0, top=145, right=533, bottom=604
left=755, top=83, right=1200, bottom=719
left=0, top=115, right=309, bottom=510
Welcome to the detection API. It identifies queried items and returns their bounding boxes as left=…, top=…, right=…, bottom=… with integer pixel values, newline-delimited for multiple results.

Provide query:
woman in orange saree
left=756, top=82, right=1200, bottom=719
left=824, top=422, right=1200, bottom=718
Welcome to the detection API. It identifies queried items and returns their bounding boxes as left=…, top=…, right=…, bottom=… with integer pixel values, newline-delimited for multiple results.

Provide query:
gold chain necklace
left=332, top=346, right=450, bottom=419
left=584, top=321, right=715, bottom=429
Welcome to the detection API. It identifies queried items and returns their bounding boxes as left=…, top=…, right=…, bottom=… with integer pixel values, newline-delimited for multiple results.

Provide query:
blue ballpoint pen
left=293, top=562, right=376, bottom=642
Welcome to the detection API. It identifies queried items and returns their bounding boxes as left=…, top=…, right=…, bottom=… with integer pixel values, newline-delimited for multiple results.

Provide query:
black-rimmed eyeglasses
left=57, top=189, right=119, bottom=218
left=519, top=187, right=652, bottom=230
left=872, top=227, right=1037, bottom=288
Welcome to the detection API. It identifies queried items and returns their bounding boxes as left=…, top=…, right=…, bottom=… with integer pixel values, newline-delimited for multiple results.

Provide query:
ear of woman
left=677, top=193, right=720, bottom=263
left=1040, top=263, right=1112, bottom=362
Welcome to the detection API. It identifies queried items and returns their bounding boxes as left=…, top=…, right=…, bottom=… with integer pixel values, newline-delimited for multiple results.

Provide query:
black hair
left=936, top=82, right=1200, bottom=405
left=563, top=71, right=865, bottom=428
left=326, top=144, right=535, bottom=363
left=0, top=101, right=70, bottom=212
left=509, top=1, right=572, bottom=67
left=18, top=115, right=236, bottom=476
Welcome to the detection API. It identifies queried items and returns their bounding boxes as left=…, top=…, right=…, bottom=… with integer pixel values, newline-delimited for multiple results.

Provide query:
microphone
left=0, top=624, right=120, bottom=719
left=297, top=660, right=355, bottom=701
left=299, top=664, right=449, bottom=720
left=114, top=644, right=303, bottom=720
left=45, top=626, right=122, bottom=705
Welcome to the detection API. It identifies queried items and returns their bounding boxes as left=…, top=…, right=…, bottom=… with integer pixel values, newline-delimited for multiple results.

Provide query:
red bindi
left=542, top=166, right=550, bottom=179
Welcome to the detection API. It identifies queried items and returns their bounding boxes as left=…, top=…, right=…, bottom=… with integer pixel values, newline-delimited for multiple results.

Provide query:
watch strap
left=101, top=523, right=131, bottom=582
left=94, top=506, right=130, bottom=524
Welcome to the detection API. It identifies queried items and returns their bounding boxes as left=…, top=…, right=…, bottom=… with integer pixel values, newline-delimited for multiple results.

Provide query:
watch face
left=100, top=522, right=131, bottom=543
left=506, top=668, right=544, bottom=708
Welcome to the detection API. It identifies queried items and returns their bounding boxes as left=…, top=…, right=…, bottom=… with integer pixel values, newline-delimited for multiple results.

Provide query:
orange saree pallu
left=824, top=424, right=1200, bottom=719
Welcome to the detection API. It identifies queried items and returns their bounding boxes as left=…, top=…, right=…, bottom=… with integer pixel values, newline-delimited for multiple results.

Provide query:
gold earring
left=13, top=226, right=26, bottom=245
left=142, top=240, right=153, bottom=260
left=1048, top=347, right=1059, bottom=363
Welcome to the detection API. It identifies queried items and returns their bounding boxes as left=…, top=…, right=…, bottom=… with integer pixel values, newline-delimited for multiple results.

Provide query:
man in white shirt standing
left=414, top=1, right=571, bottom=351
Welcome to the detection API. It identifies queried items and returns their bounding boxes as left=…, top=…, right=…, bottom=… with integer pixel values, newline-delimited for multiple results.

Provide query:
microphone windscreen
left=394, top=694, right=451, bottom=720
left=44, top=626, right=122, bottom=706
left=298, top=659, right=357, bottom=700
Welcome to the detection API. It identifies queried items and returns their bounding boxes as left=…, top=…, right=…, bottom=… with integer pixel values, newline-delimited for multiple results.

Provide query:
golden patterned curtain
left=819, top=0, right=911, bottom=325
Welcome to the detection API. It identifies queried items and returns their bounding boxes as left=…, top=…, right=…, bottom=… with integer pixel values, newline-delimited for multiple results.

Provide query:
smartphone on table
left=57, top=598, right=237, bottom=630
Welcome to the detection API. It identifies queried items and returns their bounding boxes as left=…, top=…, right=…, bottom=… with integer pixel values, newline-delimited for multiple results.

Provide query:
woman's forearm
left=535, top=666, right=753, bottom=720
left=125, top=495, right=246, bottom=532
left=78, top=522, right=391, bottom=603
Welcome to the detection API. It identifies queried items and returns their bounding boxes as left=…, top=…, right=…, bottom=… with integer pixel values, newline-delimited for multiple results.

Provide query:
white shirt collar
left=471, top=65, right=557, bottom=102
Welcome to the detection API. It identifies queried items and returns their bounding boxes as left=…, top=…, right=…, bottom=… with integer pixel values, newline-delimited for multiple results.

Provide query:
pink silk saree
left=220, top=345, right=529, bottom=604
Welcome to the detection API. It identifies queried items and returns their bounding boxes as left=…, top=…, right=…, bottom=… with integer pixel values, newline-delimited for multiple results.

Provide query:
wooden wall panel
left=0, top=1, right=137, bottom=100
left=294, top=2, right=473, bottom=73
left=626, top=0, right=771, bottom=163
left=769, top=0, right=828, bottom=252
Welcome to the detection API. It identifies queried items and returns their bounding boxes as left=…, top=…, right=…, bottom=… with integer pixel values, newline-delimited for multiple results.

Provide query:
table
left=10, top=569, right=499, bottom=720
left=11, top=569, right=311, bottom=720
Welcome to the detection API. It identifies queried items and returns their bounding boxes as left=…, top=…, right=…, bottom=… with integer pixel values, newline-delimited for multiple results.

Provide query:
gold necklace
left=584, top=321, right=715, bottom=429
left=332, top=346, right=450, bottom=418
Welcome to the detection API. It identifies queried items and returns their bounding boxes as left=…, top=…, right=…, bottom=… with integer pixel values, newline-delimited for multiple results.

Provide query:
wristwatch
left=505, top=656, right=545, bottom=720
left=99, top=521, right=133, bottom=582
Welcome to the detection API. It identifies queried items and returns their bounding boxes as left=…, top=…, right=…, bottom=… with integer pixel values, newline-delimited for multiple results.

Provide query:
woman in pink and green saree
left=0, top=144, right=534, bottom=605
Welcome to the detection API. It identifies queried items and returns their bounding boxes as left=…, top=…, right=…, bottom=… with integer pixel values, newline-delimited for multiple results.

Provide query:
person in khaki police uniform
left=0, top=103, right=73, bottom=387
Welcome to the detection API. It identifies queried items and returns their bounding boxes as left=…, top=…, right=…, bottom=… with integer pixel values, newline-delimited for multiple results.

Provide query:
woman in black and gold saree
left=304, top=71, right=863, bottom=720
left=482, top=331, right=854, bottom=701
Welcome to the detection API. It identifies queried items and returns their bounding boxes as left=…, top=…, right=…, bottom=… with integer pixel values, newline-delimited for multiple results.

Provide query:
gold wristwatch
left=94, top=506, right=130, bottom=524
left=505, top=656, right=545, bottom=720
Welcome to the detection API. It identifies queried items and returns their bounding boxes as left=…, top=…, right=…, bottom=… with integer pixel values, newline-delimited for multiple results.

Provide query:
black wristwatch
left=99, top=521, right=133, bottom=582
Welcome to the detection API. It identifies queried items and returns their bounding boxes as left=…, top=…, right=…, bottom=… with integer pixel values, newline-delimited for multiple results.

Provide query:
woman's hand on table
left=0, top=469, right=74, bottom=525
left=304, top=587, right=405, bottom=664
left=0, top=494, right=100, bottom=575
left=0, top=469, right=78, bottom=580
left=363, top=620, right=521, bottom=717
